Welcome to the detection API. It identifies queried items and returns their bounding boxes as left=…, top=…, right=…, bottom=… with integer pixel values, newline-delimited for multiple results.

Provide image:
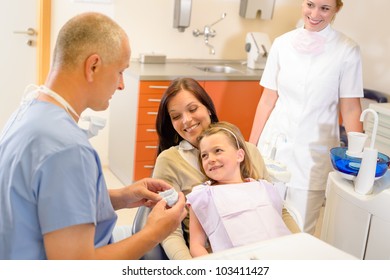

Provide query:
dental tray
left=330, top=147, right=390, bottom=180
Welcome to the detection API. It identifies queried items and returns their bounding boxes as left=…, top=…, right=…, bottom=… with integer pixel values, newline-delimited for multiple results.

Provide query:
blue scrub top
left=0, top=100, right=117, bottom=259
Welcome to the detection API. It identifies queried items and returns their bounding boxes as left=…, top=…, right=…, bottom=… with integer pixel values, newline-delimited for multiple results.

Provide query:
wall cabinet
left=109, top=77, right=263, bottom=183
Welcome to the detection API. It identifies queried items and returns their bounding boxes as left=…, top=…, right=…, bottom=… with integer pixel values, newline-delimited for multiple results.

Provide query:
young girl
left=187, top=122, right=291, bottom=257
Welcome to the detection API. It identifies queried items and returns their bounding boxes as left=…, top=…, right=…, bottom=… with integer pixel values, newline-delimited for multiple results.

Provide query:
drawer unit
left=133, top=81, right=170, bottom=181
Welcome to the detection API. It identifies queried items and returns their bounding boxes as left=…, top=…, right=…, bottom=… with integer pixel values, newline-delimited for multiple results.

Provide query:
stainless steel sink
left=193, top=65, right=241, bottom=74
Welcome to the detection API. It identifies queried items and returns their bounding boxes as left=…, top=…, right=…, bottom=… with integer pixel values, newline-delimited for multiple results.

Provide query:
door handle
left=13, top=27, right=37, bottom=36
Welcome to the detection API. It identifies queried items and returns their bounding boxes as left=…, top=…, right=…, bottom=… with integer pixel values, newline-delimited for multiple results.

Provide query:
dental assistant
left=249, top=0, right=363, bottom=234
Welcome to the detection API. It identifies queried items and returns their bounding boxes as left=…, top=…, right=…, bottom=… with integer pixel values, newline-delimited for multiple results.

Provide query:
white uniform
left=258, top=25, right=363, bottom=233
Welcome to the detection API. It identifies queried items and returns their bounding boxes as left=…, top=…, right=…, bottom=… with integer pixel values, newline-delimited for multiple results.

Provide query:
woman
left=249, top=0, right=363, bottom=234
left=153, top=77, right=300, bottom=259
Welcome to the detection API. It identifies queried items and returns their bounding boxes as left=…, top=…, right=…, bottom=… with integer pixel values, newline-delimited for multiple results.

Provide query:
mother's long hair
left=155, top=77, right=219, bottom=155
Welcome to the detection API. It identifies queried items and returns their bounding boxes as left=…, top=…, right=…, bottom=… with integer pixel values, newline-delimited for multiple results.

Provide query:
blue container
left=330, top=147, right=390, bottom=178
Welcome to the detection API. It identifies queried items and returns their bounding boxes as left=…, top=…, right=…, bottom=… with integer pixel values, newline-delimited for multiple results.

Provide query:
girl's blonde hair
left=197, top=121, right=259, bottom=183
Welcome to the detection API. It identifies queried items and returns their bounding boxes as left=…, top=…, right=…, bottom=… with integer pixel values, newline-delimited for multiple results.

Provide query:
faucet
left=359, top=108, right=378, bottom=149
left=354, top=109, right=379, bottom=195
left=193, top=12, right=226, bottom=54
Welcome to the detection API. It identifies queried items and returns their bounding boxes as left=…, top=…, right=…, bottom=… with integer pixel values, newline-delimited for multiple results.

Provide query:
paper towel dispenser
left=239, top=0, right=275, bottom=20
left=173, top=0, right=192, bottom=32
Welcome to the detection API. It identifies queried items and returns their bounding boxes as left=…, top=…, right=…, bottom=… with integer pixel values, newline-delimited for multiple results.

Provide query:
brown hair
left=155, top=77, right=219, bottom=154
left=197, top=121, right=259, bottom=183
left=336, top=0, right=343, bottom=10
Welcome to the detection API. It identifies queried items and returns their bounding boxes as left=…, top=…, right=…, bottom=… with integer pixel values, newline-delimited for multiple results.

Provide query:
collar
left=178, top=140, right=197, bottom=151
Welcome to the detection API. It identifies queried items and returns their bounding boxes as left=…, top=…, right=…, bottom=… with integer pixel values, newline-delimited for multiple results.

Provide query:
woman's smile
left=184, top=123, right=200, bottom=133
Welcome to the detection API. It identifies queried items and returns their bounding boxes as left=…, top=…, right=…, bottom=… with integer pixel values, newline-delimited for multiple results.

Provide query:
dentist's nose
left=117, top=75, right=125, bottom=91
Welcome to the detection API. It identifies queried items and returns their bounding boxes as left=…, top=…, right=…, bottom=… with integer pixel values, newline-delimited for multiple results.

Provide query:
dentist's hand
left=143, top=192, right=187, bottom=243
left=109, top=178, right=174, bottom=210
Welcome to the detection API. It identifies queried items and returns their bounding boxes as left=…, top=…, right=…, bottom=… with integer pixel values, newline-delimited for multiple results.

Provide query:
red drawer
left=134, top=161, right=155, bottom=181
left=138, top=93, right=162, bottom=108
left=139, top=81, right=170, bottom=94
left=137, top=107, right=158, bottom=125
left=136, top=124, right=158, bottom=141
left=135, top=141, right=158, bottom=161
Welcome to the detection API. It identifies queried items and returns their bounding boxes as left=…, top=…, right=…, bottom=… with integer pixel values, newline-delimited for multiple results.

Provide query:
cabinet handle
left=145, top=145, right=158, bottom=149
left=147, top=112, right=158, bottom=115
left=149, top=85, right=169, bottom=89
left=146, top=129, right=157, bottom=132
left=143, top=165, right=155, bottom=169
left=147, top=98, right=161, bottom=102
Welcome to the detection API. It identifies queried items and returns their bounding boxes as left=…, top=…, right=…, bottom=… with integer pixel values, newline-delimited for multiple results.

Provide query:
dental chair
left=339, top=88, right=388, bottom=147
left=131, top=206, right=169, bottom=260
left=132, top=199, right=302, bottom=260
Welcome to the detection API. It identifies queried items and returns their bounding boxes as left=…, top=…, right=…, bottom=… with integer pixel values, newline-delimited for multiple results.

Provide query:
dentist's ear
left=85, top=54, right=101, bottom=82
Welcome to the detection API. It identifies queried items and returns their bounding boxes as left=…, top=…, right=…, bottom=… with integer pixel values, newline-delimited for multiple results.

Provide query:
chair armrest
left=364, top=88, right=388, bottom=103
left=131, top=206, right=169, bottom=260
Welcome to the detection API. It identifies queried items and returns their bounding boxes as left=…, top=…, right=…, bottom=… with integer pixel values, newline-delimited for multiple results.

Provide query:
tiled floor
left=103, top=166, right=325, bottom=236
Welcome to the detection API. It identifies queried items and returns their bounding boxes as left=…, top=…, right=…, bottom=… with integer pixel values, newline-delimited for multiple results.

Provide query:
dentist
left=0, top=12, right=186, bottom=260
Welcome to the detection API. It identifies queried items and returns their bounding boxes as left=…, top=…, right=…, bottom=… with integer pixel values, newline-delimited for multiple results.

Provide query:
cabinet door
left=365, top=215, right=390, bottom=259
left=135, top=140, right=158, bottom=161
left=134, top=161, right=155, bottom=181
left=320, top=178, right=371, bottom=259
left=204, top=81, right=263, bottom=140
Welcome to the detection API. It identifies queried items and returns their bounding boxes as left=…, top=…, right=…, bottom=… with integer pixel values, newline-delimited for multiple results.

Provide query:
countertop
left=194, top=233, right=357, bottom=260
left=127, top=59, right=264, bottom=81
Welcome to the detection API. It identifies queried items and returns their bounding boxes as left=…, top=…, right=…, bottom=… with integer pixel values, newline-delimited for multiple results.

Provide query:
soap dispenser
left=173, top=0, right=192, bottom=32
left=354, top=109, right=379, bottom=195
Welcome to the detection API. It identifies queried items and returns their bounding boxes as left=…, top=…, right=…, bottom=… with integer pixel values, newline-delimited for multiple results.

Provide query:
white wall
left=114, top=0, right=301, bottom=59
left=333, top=0, right=390, bottom=97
